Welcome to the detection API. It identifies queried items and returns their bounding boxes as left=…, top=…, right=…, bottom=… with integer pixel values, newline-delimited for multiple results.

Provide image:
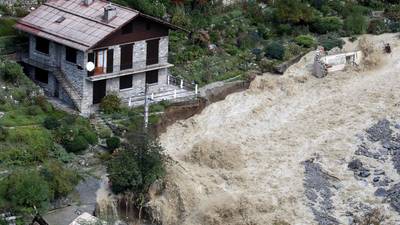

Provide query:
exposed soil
left=148, top=33, right=400, bottom=225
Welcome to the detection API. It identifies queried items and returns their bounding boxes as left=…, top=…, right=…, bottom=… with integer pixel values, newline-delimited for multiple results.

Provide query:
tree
left=107, top=134, right=165, bottom=221
left=344, top=13, right=367, bottom=35
left=107, top=136, right=165, bottom=194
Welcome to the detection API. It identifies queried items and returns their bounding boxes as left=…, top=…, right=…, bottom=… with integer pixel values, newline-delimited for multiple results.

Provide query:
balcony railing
left=88, top=57, right=170, bottom=77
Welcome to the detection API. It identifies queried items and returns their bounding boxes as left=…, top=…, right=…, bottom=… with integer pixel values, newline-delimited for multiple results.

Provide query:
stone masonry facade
left=26, top=34, right=170, bottom=115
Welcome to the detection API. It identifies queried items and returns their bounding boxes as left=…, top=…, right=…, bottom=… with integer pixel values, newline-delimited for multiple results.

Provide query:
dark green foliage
left=294, top=35, right=316, bottom=48
left=367, top=19, right=388, bottom=34
left=0, top=18, right=16, bottom=36
left=318, top=34, right=345, bottom=51
left=43, top=116, right=61, bottom=130
left=3, top=170, right=51, bottom=212
left=112, top=0, right=165, bottom=17
left=80, top=128, right=98, bottom=145
left=311, top=16, right=343, bottom=34
left=274, top=0, right=315, bottom=24
left=26, top=105, right=43, bottom=116
left=171, top=6, right=190, bottom=27
left=384, top=5, right=400, bottom=22
left=64, top=136, right=88, bottom=153
left=40, top=160, right=80, bottom=198
left=100, top=94, right=121, bottom=114
left=0, top=127, right=53, bottom=166
left=107, top=136, right=165, bottom=195
left=34, top=95, right=53, bottom=112
left=106, top=137, right=121, bottom=150
left=344, top=13, right=367, bottom=35
left=265, top=42, right=285, bottom=60
left=0, top=60, right=24, bottom=84
left=0, top=126, right=7, bottom=141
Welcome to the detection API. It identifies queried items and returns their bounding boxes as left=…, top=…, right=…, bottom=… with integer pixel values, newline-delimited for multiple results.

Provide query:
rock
left=358, top=170, right=370, bottom=178
left=374, top=188, right=387, bottom=197
left=366, top=119, right=392, bottom=142
left=374, top=169, right=385, bottom=175
left=348, top=159, right=363, bottom=171
left=373, top=177, right=380, bottom=182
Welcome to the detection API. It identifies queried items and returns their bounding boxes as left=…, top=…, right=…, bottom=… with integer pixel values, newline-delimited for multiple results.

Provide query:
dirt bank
left=149, top=33, right=400, bottom=225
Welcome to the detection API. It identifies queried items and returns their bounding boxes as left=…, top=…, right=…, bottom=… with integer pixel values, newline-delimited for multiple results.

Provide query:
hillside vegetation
left=113, top=0, right=400, bottom=85
left=0, top=58, right=98, bottom=222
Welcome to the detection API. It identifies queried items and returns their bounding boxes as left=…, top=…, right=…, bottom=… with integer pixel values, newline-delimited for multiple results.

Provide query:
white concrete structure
left=313, top=48, right=363, bottom=78
left=69, top=213, right=105, bottom=225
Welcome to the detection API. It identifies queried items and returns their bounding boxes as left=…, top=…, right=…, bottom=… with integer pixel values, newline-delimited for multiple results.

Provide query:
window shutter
left=107, top=49, right=114, bottom=73
left=87, top=52, right=94, bottom=76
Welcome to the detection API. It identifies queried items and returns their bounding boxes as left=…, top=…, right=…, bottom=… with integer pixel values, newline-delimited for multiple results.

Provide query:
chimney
left=83, top=0, right=93, bottom=6
left=104, top=4, right=117, bottom=22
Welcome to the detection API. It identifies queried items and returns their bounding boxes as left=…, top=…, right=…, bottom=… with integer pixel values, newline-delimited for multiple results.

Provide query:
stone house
left=15, top=0, right=194, bottom=115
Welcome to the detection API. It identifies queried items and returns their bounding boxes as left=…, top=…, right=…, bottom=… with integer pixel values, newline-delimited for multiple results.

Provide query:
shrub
left=100, top=94, right=121, bottom=114
left=367, top=19, right=387, bottom=35
left=40, top=161, right=80, bottom=198
left=80, top=128, right=98, bottom=145
left=171, top=6, right=190, bottom=27
left=43, top=116, right=61, bottom=130
left=384, top=5, right=400, bottom=22
left=0, top=126, right=8, bottom=141
left=344, top=14, right=367, bottom=35
left=265, top=42, right=285, bottom=60
left=98, top=127, right=112, bottom=139
left=25, top=105, right=43, bottom=116
left=311, top=16, right=343, bottom=34
left=318, top=34, right=345, bottom=51
left=4, top=170, right=51, bottom=212
left=294, top=35, right=316, bottom=48
left=6, top=127, right=52, bottom=161
left=34, top=95, right=52, bottom=112
left=106, top=137, right=120, bottom=151
left=0, top=61, right=24, bottom=84
left=64, top=136, right=88, bottom=153
left=258, top=58, right=278, bottom=73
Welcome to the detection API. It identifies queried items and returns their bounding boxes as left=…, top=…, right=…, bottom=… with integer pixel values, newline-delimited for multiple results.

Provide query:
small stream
left=44, top=172, right=146, bottom=225
left=95, top=175, right=142, bottom=225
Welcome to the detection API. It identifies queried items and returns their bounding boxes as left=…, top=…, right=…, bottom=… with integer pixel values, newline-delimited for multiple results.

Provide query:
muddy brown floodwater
left=148, top=34, right=400, bottom=225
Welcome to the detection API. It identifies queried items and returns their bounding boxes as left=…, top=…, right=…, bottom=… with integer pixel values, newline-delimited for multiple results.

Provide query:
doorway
left=93, top=80, right=107, bottom=104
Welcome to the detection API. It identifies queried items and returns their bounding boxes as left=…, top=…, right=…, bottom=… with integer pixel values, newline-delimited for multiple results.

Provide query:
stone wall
left=29, top=35, right=57, bottom=67
left=60, top=45, right=86, bottom=96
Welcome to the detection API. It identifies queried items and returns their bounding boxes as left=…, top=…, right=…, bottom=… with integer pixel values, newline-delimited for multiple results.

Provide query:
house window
left=121, top=22, right=133, bottom=34
left=94, top=49, right=107, bottom=75
left=65, top=46, right=77, bottom=64
left=145, top=70, right=158, bottom=84
left=120, top=75, right=133, bottom=90
left=146, top=39, right=159, bottom=65
left=120, top=44, right=133, bottom=70
left=35, top=37, right=50, bottom=54
left=34, top=67, right=48, bottom=84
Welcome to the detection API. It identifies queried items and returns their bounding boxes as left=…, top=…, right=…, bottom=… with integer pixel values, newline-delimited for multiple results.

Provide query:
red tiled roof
left=15, top=0, right=138, bottom=51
